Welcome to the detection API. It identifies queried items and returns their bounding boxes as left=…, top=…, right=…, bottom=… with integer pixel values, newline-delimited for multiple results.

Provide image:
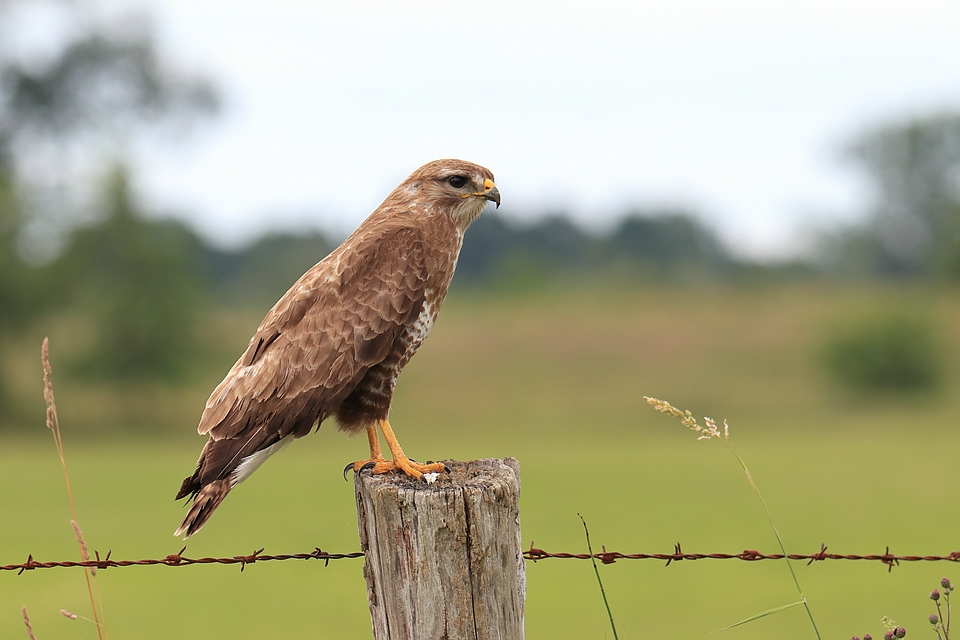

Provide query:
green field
left=2, top=283, right=959, bottom=639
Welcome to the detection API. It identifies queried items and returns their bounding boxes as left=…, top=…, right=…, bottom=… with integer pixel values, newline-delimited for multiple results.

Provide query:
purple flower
left=930, top=589, right=940, bottom=601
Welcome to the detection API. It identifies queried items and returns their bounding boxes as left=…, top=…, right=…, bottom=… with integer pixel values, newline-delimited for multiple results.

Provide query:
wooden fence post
left=355, top=457, right=525, bottom=640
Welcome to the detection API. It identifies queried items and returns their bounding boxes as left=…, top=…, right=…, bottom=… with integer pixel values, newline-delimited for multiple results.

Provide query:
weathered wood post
left=355, top=457, right=525, bottom=640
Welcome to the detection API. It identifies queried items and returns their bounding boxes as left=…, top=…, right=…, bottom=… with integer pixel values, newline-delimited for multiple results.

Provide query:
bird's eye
left=447, top=175, right=468, bottom=189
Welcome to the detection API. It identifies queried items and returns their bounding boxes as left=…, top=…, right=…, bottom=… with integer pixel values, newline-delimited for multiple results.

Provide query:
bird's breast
left=408, top=293, right=437, bottom=346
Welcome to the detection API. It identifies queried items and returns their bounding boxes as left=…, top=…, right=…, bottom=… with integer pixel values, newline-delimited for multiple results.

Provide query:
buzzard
left=175, top=159, right=499, bottom=538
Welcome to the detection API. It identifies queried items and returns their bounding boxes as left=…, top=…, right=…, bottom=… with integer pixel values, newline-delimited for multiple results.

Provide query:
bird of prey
left=174, top=159, right=500, bottom=538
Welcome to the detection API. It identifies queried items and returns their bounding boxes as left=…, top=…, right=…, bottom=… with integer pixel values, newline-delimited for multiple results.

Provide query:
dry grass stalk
left=645, top=395, right=821, bottom=639
left=22, top=606, right=38, bottom=640
left=71, top=520, right=95, bottom=575
left=61, top=610, right=79, bottom=620
left=41, top=338, right=109, bottom=639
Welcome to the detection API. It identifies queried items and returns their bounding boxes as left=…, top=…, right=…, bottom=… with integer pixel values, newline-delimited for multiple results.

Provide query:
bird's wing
left=197, top=225, right=429, bottom=443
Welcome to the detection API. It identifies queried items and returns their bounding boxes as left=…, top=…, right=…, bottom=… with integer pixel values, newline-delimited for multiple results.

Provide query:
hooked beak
left=481, top=178, right=501, bottom=209
left=461, top=178, right=501, bottom=208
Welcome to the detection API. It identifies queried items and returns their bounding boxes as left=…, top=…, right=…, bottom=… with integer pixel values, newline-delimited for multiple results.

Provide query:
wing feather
left=197, top=225, right=428, bottom=444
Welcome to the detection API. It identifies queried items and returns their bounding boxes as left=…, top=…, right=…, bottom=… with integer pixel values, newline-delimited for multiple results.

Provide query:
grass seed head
left=22, top=606, right=38, bottom=640
left=71, top=519, right=95, bottom=575
left=42, top=338, right=55, bottom=430
left=645, top=396, right=730, bottom=442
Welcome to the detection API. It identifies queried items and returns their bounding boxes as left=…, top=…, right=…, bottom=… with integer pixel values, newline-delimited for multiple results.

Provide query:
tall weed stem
left=645, top=396, right=820, bottom=639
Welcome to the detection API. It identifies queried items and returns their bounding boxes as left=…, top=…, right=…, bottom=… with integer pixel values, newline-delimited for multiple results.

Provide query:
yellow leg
left=346, top=424, right=389, bottom=479
left=351, top=419, right=445, bottom=479
left=366, top=423, right=383, bottom=460
left=378, top=418, right=446, bottom=478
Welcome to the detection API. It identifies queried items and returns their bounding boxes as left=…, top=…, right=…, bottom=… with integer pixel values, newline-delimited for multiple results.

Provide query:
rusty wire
left=523, top=542, right=960, bottom=572
left=3, top=543, right=959, bottom=575
left=2, top=547, right=363, bottom=574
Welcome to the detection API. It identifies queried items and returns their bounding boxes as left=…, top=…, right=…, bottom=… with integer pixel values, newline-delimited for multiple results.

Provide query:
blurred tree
left=0, top=2, right=218, bottom=277
left=455, top=213, right=595, bottom=286
left=821, top=311, right=942, bottom=393
left=516, top=215, right=596, bottom=268
left=608, top=212, right=731, bottom=274
left=0, top=167, right=47, bottom=414
left=455, top=210, right=731, bottom=285
left=0, top=3, right=219, bottom=420
left=453, top=213, right=516, bottom=282
left=2, top=28, right=217, bottom=148
left=60, top=167, right=206, bottom=382
left=203, top=231, right=336, bottom=308
left=0, top=170, right=35, bottom=331
left=835, top=112, right=960, bottom=279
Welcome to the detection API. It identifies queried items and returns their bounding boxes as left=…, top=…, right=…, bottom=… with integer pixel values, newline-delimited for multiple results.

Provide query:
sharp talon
left=343, top=462, right=355, bottom=480
left=360, top=461, right=377, bottom=473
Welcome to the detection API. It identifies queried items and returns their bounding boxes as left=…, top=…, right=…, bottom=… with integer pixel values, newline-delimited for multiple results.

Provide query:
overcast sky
left=60, top=1, right=960, bottom=258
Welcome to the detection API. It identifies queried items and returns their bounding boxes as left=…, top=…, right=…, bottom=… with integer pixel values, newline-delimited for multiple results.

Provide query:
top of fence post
left=355, top=457, right=525, bottom=640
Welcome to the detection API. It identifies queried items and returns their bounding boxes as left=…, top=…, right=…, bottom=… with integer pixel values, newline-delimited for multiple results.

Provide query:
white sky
left=81, top=1, right=960, bottom=257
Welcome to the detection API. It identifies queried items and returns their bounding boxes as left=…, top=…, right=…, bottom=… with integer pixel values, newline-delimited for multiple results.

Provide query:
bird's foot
left=346, top=456, right=446, bottom=481
left=343, top=457, right=386, bottom=480
left=391, top=456, right=446, bottom=480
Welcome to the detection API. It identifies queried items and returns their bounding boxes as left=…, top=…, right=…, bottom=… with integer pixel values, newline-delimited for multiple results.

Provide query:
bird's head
left=401, top=159, right=500, bottom=230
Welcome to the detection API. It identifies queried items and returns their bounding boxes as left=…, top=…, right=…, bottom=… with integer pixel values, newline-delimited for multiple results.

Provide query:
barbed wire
left=2, top=547, right=363, bottom=574
left=524, top=543, right=960, bottom=572
left=4, top=543, right=958, bottom=575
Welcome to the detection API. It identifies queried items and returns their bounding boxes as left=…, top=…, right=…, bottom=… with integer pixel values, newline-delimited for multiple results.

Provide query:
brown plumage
left=175, top=159, right=499, bottom=538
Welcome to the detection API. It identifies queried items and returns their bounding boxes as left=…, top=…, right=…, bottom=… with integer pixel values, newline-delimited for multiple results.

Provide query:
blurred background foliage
left=0, top=2, right=956, bottom=424
left=820, top=311, right=943, bottom=393
left=822, top=113, right=960, bottom=280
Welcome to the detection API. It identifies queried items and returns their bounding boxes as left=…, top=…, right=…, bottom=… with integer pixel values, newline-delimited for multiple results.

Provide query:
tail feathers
left=174, top=434, right=292, bottom=538
left=174, top=479, right=233, bottom=539
left=175, top=472, right=199, bottom=501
